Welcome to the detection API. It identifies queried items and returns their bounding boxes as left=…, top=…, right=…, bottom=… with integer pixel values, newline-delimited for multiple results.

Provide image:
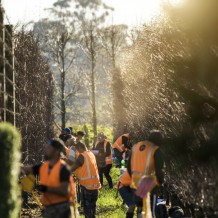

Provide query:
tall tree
left=81, top=21, right=99, bottom=140
left=100, top=24, right=127, bottom=68
left=34, top=0, right=112, bottom=130
left=99, top=24, right=128, bottom=138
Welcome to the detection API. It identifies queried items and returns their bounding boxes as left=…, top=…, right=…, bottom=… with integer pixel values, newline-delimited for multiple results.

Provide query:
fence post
left=5, top=25, right=15, bottom=126
left=2, top=8, right=5, bottom=122
left=0, top=5, right=3, bottom=121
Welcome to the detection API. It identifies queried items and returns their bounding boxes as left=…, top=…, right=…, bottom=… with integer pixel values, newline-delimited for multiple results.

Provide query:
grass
left=96, top=188, right=127, bottom=217
left=80, top=167, right=127, bottom=218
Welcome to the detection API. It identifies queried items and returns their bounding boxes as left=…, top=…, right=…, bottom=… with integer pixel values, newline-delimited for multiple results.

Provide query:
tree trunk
left=90, top=28, right=97, bottom=141
left=61, top=34, right=66, bottom=130
left=0, top=7, right=4, bottom=121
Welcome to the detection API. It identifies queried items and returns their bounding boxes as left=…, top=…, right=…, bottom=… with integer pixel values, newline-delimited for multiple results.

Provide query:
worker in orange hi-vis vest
left=71, top=142, right=101, bottom=218
left=21, top=139, right=75, bottom=218
left=127, top=130, right=164, bottom=218
left=92, top=132, right=113, bottom=188
left=113, top=133, right=132, bottom=168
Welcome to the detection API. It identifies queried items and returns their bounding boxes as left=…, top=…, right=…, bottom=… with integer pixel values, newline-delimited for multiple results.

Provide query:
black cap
left=148, top=130, right=163, bottom=146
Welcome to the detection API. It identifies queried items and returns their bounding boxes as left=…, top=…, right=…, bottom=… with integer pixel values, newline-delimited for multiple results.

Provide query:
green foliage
left=120, top=0, right=218, bottom=214
left=0, top=122, right=21, bottom=218
left=72, top=124, right=113, bottom=146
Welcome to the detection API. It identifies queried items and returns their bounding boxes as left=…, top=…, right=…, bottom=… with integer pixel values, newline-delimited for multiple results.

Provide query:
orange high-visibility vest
left=39, top=159, right=74, bottom=206
left=113, top=133, right=129, bottom=152
left=131, top=141, right=158, bottom=189
left=77, top=150, right=101, bottom=190
left=95, top=140, right=113, bottom=165
left=117, top=170, right=132, bottom=189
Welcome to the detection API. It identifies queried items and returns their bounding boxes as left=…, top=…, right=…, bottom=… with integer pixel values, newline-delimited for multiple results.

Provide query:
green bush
left=0, top=122, right=22, bottom=218
left=72, top=124, right=113, bottom=147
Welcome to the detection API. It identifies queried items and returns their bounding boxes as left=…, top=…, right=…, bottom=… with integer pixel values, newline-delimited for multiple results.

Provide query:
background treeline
left=32, top=0, right=129, bottom=139
left=118, top=0, right=218, bottom=216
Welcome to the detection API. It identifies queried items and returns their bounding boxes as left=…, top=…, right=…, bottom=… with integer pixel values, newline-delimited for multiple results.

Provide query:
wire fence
left=0, top=7, right=54, bottom=163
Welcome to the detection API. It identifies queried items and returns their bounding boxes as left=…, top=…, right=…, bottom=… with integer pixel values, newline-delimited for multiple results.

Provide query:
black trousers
left=99, top=164, right=113, bottom=188
left=114, top=148, right=123, bottom=168
left=42, top=202, right=71, bottom=218
left=81, top=186, right=98, bottom=218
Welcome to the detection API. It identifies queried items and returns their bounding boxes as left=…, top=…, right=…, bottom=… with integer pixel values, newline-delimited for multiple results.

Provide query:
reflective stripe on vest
left=132, top=144, right=156, bottom=176
left=77, top=151, right=101, bottom=190
left=131, top=141, right=158, bottom=188
left=145, top=145, right=156, bottom=175
left=84, top=183, right=101, bottom=189
left=113, top=133, right=129, bottom=152
left=115, top=142, right=125, bottom=152
left=79, top=152, right=99, bottom=181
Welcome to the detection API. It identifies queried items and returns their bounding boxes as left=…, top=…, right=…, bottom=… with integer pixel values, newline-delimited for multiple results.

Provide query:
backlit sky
left=2, top=0, right=181, bottom=26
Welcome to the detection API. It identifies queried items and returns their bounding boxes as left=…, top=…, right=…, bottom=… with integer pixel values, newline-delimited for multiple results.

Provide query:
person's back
left=71, top=142, right=101, bottom=218
left=113, top=133, right=131, bottom=168
left=76, top=150, right=101, bottom=190
left=127, top=130, right=164, bottom=217
left=131, top=140, right=159, bottom=188
left=113, top=133, right=130, bottom=152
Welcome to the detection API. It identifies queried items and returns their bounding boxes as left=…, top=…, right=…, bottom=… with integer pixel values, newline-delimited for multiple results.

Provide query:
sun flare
left=105, top=0, right=183, bottom=26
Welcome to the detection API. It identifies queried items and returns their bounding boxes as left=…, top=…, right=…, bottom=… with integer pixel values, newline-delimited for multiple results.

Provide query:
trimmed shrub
left=0, top=122, right=21, bottom=218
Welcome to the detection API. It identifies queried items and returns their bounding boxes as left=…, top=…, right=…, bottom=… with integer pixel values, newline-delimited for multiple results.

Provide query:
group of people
left=21, top=128, right=166, bottom=218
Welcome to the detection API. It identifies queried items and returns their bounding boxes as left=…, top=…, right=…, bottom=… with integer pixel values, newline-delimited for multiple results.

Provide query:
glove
left=36, top=184, right=48, bottom=192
